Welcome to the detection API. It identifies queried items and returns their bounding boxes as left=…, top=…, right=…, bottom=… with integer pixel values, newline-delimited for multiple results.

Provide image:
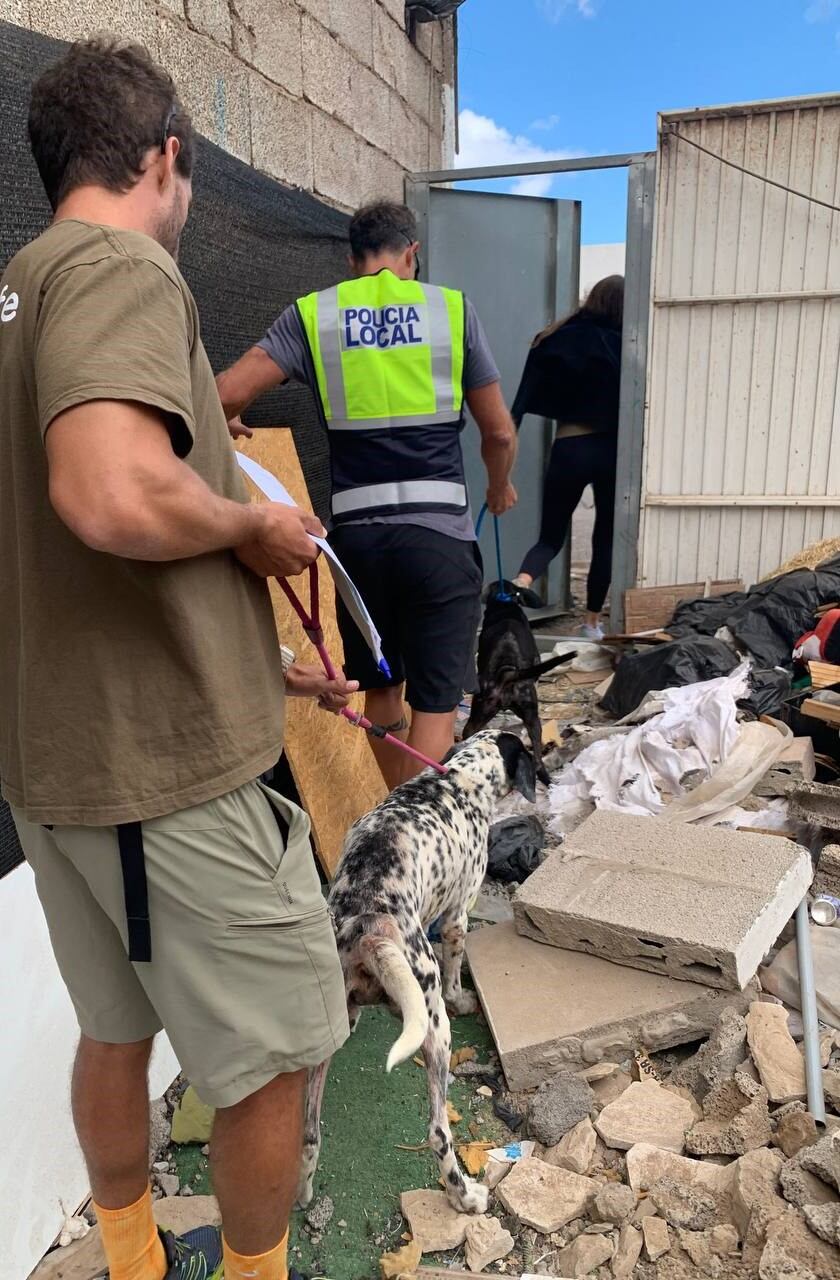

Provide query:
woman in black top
left=511, top=274, right=623, bottom=640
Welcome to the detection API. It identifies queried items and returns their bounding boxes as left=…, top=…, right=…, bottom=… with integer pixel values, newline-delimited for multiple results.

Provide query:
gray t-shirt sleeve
left=464, top=297, right=501, bottom=390
left=257, top=304, right=313, bottom=385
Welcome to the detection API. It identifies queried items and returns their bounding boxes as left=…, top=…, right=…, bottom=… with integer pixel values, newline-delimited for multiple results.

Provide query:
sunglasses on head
left=160, top=104, right=177, bottom=154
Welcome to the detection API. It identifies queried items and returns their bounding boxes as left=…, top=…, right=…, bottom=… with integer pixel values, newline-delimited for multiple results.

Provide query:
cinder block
left=249, top=77, right=313, bottom=192
left=329, top=0, right=374, bottom=66
left=753, top=736, right=816, bottom=797
left=355, top=139, right=403, bottom=203
left=466, top=923, right=760, bottom=1092
left=789, top=781, right=840, bottom=832
left=301, top=12, right=353, bottom=123
left=513, top=811, right=812, bottom=991
left=389, top=94, right=433, bottom=174
left=401, top=38, right=436, bottom=123
left=312, top=110, right=363, bottom=208
left=1, top=0, right=31, bottom=24
left=29, top=0, right=164, bottom=49
left=350, top=63, right=392, bottom=155
left=373, top=5, right=407, bottom=92
left=230, top=0, right=302, bottom=98
left=156, top=18, right=251, bottom=162
left=296, top=0, right=329, bottom=23
left=185, top=0, right=231, bottom=45
left=814, top=844, right=840, bottom=897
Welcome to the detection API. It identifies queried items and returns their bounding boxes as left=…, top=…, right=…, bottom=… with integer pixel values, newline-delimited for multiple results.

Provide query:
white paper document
left=236, top=452, right=390, bottom=675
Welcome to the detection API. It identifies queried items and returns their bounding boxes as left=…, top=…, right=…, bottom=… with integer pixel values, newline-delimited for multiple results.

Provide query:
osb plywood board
left=236, top=430, right=386, bottom=876
left=624, top=579, right=743, bottom=634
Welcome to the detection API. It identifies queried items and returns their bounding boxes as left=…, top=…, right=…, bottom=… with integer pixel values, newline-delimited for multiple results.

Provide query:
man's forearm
left=481, top=432, right=517, bottom=491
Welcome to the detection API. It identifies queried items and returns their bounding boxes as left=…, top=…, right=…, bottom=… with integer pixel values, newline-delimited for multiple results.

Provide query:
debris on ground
left=170, top=1085, right=214, bottom=1145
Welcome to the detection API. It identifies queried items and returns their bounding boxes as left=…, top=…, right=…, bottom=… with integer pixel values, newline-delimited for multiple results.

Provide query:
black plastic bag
left=486, top=815, right=545, bottom=884
left=739, top=668, right=792, bottom=718
left=667, top=555, right=840, bottom=668
left=600, top=637, right=739, bottom=719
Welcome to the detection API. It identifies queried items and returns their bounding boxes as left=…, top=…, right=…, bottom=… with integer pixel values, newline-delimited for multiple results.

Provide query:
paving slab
left=466, top=922, right=759, bottom=1091
left=512, top=811, right=812, bottom=990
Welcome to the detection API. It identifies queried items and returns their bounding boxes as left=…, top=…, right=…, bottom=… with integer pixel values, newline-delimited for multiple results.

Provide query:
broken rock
left=466, top=922, right=757, bottom=1091
left=649, top=1177, right=719, bottom=1232
left=540, top=1117, right=597, bottom=1175
left=611, top=1223, right=642, bottom=1277
left=400, top=1189, right=473, bottom=1252
left=155, top=1172, right=180, bottom=1197
left=642, top=1216, right=671, bottom=1261
left=758, top=1207, right=840, bottom=1280
left=779, top=1148, right=840, bottom=1209
left=625, top=1143, right=735, bottom=1198
left=774, top=1108, right=820, bottom=1160
left=527, top=1075, right=594, bottom=1145
left=497, top=1157, right=598, bottom=1234
left=513, top=811, right=812, bottom=990
left=593, top=1182, right=636, bottom=1225
left=801, top=1132, right=840, bottom=1192
left=595, top=1079, right=696, bottom=1153
left=556, top=1232, right=614, bottom=1276
left=685, top=1075, right=772, bottom=1156
left=464, top=1215, right=514, bottom=1273
left=802, top=1202, right=840, bottom=1248
left=671, top=1008, right=748, bottom=1101
left=730, top=1146, right=786, bottom=1240
left=746, top=1002, right=807, bottom=1104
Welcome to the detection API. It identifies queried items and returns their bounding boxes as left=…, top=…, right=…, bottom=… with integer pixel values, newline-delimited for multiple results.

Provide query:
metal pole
left=796, top=897, right=826, bottom=1123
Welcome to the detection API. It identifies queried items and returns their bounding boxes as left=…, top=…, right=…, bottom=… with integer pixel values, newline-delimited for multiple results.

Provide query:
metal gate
left=406, top=183, right=581, bottom=607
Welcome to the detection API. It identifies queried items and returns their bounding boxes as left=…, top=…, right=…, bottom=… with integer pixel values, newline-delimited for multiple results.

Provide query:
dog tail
left=502, top=650, right=577, bottom=685
left=360, top=935, right=429, bottom=1073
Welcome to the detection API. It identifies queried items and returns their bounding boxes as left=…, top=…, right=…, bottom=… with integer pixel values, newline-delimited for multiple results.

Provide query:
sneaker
left=578, top=622, right=605, bottom=642
left=96, top=1227, right=223, bottom=1280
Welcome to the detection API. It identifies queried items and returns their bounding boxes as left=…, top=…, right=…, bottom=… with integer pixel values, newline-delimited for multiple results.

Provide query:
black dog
left=463, top=594, right=574, bottom=782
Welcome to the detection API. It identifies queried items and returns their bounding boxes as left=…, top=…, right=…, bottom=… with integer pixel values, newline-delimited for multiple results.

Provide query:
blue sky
left=455, top=0, right=840, bottom=243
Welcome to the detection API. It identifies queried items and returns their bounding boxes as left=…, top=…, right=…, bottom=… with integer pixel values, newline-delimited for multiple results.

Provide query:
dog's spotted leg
left=296, top=1056, right=331, bottom=1209
left=423, top=994, right=489, bottom=1214
left=440, top=915, right=478, bottom=1015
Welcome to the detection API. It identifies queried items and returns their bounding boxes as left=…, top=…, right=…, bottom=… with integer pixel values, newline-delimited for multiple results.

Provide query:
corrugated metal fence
left=640, top=94, right=840, bottom=588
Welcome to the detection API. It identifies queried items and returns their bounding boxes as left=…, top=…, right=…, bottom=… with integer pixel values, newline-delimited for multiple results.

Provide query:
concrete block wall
left=1, top=0, right=456, bottom=209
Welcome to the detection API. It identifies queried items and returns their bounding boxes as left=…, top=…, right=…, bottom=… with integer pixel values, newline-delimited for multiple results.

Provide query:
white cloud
left=456, top=108, right=575, bottom=197
left=531, top=113, right=562, bottom=132
left=537, top=0, right=598, bottom=21
left=805, top=0, right=840, bottom=19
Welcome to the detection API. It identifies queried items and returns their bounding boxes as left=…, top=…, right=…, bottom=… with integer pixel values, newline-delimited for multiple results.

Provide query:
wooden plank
left=623, top=579, right=743, bottom=633
left=809, top=661, right=840, bottom=690
left=802, top=698, right=840, bottom=727
left=236, top=430, right=387, bottom=876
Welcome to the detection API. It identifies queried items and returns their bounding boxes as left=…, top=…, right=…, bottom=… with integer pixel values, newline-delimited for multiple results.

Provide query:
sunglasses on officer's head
left=398, top=231, right=422, bottom=280
left=160, top=104, right=177, bottom=154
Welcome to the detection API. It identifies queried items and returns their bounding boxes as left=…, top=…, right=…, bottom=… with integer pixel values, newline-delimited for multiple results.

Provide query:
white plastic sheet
left=547, top=663, right=786, bottom=831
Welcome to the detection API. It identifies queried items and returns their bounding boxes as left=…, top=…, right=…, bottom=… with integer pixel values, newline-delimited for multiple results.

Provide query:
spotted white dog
left=296, top=730, right=537, bottom=1214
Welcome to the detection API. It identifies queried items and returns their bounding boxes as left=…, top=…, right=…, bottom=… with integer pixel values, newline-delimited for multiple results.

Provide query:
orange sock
left=223, top=1231, right=288, bottom=1280
left=94, top=1186, right=166, bottom=1280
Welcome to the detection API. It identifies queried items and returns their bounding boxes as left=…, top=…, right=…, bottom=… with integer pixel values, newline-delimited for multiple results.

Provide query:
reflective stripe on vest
left=299, top=274, right=465, bottom=431
left=296, top=271, right=468, bottom=522
left=332, top=479, right=468, bottom=517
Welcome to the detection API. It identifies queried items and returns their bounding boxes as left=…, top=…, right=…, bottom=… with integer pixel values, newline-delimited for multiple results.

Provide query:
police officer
left=218, top=202, right=517, bottom=788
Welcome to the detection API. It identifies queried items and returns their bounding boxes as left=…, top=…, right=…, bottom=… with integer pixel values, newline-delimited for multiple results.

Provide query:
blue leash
left=475, top=502, right=511, bottom=601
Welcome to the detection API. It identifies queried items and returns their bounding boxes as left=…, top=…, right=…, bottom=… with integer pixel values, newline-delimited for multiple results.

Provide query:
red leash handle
left=277, top=562, right=448, bottom=775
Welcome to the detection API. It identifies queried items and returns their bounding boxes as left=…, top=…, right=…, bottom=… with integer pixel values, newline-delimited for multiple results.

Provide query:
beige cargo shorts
left=12, top=780, right=349, bottom=1108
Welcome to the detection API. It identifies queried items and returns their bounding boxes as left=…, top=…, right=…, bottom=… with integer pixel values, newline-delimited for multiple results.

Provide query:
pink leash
left=278, top=562, right=449, bottom=776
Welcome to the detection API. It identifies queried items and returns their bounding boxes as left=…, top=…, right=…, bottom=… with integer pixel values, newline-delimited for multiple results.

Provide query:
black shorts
left=328, top=524, right=483, bottom=714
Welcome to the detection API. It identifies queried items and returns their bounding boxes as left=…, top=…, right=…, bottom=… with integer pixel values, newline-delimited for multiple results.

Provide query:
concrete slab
left=513, top=812, right=812, bottom=990
left=789, top=780, right=840, bottom=831
left=465, top=924, right=759, bottom=1092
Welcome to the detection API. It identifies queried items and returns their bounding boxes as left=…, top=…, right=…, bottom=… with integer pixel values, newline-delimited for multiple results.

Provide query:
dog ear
left=497, top=733, right=537, bottom=802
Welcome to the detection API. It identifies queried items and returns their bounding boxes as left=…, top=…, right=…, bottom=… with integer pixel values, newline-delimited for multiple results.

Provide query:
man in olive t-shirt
left=0, top=38, right=350, bottom=1280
